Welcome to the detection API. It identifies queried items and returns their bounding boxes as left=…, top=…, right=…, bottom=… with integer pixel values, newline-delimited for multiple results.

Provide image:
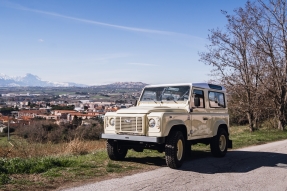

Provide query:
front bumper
left=100, top=133, right=165, bottom=144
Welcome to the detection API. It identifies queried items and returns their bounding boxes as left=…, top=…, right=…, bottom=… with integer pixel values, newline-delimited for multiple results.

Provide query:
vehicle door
left=190, top=89, right=210, bottom=137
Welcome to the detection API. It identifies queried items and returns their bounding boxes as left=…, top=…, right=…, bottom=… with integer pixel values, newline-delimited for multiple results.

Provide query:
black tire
left=210, top=128, right=228, bottom=157
left=107, top=140, right=128, bottom=160
left=165, top=131, right=185, bottom=169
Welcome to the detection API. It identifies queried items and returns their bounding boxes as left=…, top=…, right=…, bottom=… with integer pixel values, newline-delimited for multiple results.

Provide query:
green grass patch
left=190, top=126, right=287, bottom=152
left=0, top=136, right=8, bottom=143
left=229, top=126, right=287, bottom=149
left=1, top=157, right=75, bottom=175
left=0, top=174, right=10, bottom=185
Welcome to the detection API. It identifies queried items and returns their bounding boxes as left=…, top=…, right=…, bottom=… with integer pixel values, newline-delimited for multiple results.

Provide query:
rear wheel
left=165, top=131, right=185, bottom=169
left=210, top=128, right=228, bottom=157
left=107, top=140, right=128, bottom=160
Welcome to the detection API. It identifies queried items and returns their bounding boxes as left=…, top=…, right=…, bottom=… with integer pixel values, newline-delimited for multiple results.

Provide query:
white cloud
left=2, top=2, right=201, bottom=38
left=38, top=39, right=44, bottom=42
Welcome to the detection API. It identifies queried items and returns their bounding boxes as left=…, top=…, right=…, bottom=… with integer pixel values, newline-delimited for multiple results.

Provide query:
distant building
left=18, top=110, right=46, bottom=118
left=0, top=124, right=6, bottom=133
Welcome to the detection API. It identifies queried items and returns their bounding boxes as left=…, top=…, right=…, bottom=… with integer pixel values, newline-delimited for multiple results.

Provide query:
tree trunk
left=247, top=112, right=255, bottom=132
left=276, top=103, right=286, bottom=130
left=277, top=115, right=285, bottom=130
left=277, top=120, right=283, bottom=130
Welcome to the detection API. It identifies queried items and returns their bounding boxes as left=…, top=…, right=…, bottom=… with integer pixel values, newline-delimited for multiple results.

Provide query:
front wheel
left=165, top=131, right=185, bottom=169
left=107, top=140, right=128, bottom=160
left=210, top=128, right=228, bottom=157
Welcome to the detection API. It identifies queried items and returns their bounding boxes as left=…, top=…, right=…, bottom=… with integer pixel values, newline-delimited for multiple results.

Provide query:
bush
left=16, top=121, right=67, bottom=143
left=75, top=122, right=103, bottom=140
left=2, top=127, right=15, bottom=134
left=65, top=138, right=89, bottom=155
left=0, top=159, right=8, bottom=174
left=0, top=174, right=10, bottom=185
left=16, top=119, right=104, bottom=143
left=5, top=157, right=33, bottom=174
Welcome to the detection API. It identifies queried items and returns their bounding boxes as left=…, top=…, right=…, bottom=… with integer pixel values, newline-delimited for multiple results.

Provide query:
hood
left=116, top=106, right=187, bottom=114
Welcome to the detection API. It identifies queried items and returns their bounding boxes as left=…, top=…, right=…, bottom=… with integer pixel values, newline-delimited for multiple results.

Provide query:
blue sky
left=0, top=0, right=247, bottom=85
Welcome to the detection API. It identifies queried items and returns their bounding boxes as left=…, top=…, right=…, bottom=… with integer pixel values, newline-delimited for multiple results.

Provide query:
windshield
left=140, top=86, right=190, bottom=102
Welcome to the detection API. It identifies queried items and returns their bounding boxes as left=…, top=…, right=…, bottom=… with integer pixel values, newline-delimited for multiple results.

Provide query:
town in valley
left=0, top=82, right=147, bottom=132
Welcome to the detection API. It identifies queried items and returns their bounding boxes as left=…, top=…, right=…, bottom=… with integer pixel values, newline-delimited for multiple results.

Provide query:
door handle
left=203, top=117, right=209, bottom=120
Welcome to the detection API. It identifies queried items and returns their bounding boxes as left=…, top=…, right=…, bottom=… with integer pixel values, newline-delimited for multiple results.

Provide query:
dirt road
left=63, top=139, right=287, bottom=191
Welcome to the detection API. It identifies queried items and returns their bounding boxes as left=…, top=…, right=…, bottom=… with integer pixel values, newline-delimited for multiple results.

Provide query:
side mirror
left=134, top=100, right=138, bottom=106
left=194, top=96, right=200, bottom=107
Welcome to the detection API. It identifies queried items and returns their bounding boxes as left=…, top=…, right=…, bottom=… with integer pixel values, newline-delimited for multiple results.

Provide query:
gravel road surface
left=63, top=139, right=287, bottom=191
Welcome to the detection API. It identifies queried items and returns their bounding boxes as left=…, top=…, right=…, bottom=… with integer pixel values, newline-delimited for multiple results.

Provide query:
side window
left=193, top=89, right=205, bottom=108
left=208, top=91, right=225, bottom=108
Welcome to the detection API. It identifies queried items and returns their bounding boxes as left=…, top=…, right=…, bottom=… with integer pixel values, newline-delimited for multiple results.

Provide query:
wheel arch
left=167, top=124, right=187, bottom=141
left=163, top=120, right=187, bottom=138
left=212, top=120, right=229, bottom=137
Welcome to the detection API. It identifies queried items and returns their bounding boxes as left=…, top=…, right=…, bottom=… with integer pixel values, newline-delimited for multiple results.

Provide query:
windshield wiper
left=178, top=90, right=189, bottom=101
left=159, top=88, right=167, bottom=100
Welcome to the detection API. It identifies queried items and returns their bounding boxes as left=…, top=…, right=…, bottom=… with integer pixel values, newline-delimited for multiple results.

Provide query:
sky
left=0, top=0, right=248, bottom=86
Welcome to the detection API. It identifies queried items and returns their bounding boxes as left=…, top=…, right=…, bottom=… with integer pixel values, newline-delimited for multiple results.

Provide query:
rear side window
left=208, top=92, right=225, bottom=108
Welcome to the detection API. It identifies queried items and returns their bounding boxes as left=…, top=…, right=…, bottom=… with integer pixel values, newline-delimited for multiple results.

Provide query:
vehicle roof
left=144, top=83, right=226, bottom=91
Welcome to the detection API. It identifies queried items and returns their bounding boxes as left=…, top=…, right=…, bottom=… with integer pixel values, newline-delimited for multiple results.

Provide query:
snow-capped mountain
left=0, top=73, right=87, bottom=87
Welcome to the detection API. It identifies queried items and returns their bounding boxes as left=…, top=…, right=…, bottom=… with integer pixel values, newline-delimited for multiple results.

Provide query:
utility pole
left=7, top=117, right=10, bottom=141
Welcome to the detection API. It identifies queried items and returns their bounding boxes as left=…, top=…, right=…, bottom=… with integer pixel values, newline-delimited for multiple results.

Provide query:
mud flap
left=228, top=140, right=233, bottom=148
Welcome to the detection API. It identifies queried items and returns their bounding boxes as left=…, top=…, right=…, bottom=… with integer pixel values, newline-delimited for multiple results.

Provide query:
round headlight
left=149, top=118, right=156, bottom=128
left=109, top=118, right=115, bottom=126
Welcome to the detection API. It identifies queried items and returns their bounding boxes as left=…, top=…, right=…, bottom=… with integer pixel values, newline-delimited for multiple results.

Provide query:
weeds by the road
left=0, top=149, right=164, bottom=190
left=229, top=125, right=287, bottom=149
left=192, top=126, right=287, bottom=150
left=0, top=137, right=106, bottom=158
left=0, top=126, right=287, bottom=190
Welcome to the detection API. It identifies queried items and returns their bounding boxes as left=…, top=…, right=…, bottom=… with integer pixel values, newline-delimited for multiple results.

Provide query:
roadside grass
left=229, top=125, right=287, bottom=149
left=0, top=137, right=106, bottom=158
left=0, top=150, right=163, bottom=190
left=192, top=126, right=287, bottom=151
left=0, top=126, right=287, bottom=190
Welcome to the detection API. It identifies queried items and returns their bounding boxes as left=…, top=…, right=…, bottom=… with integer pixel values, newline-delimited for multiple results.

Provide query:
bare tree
left=245, top=0, right=287, bottom=130
left=199, top=4, right=265, bottom=131
left=200, top=0, right=287, bottom=131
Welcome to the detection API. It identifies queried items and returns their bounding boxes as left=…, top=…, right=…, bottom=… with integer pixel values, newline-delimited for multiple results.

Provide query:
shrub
left=75, top=122, right=103, bottom=140
left=16, top=119, right=104, bottom=143
left=0, top=174, right=10, bottom=185
left=0, top=159, right=8, bottom=174
left=2, top=127, right=15, bottom=134
left=65, top=138, right=89, bottom=155
left=17, top=121, right=65, bottom=143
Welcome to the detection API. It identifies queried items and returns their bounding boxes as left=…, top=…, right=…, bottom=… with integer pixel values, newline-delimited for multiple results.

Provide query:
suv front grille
left=115, top=116, right=143, bottom=133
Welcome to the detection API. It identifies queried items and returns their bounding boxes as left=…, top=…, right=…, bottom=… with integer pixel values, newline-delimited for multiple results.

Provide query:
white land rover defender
left=101, top=83, right=232, bottom=169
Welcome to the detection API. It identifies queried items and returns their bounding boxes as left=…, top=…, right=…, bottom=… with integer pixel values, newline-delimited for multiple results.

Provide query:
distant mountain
left=93, top=82, right=148, bottom=89
left=0, top=73, right=87, bottom=87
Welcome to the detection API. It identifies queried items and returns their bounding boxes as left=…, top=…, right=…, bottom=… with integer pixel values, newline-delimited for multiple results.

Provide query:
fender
left=212, top=119, right=228, bottom=136
left=163, top=119, right=187, bottom=137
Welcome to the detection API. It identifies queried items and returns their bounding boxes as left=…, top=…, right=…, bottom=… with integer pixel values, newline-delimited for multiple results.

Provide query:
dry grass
left=0, top=136, right=106, bottom=159
left=229, top=125, right=250, bottom=135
